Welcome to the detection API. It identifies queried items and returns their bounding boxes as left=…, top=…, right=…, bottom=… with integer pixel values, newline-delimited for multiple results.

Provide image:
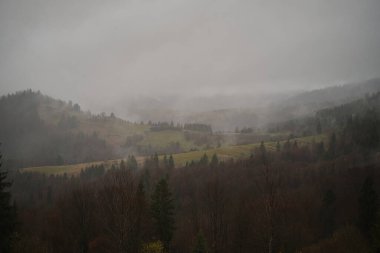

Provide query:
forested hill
left=267, top=90, right=380, bottom=149
left=266, top=78, right=380, bottom=123
left=0, top=90, right=218, bottom=168
left=0, top=90, right=117, bottom=167
left=287, top=78, right=380, bottom=107
left=317, top=91, right=380, bottom=128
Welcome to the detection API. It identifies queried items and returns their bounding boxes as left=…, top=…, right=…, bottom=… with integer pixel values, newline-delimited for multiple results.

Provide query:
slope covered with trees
left=266, top=78, right=380, bottom=124
left=0, top=90, right=221, bottom=168
left=0, top=90, right=115, bottom=167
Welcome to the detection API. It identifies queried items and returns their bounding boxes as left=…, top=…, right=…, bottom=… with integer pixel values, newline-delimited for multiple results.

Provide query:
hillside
left=317, top=91, right=380, bottom=128
left=267, top=89, right=380, bottom=141
left=265, top=78, right=380, bottom=124
left=0, top=90, right=220, bottom=168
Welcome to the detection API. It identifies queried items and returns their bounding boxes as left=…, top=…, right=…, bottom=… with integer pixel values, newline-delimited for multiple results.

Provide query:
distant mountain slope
left=265, top=78, right=380, bottom=124
left=317, top=91, right=380, bottom=127
left=288, top=78, right=380, bottom=106
left=120, top=79, right=380, bottom=131
left=267, top=89, right=380, bottom=137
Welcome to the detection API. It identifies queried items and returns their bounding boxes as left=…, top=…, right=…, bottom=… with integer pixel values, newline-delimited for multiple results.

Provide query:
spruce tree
left=168, top=155, right=175, bottom=170
left=358, top=176, right=379, bottom=239
left=210, top=154, right=218, bottom=168
left=372, top=211, right=380, bottom=252
left=151, top=178, right=175, bottom=251
left=130, top=180, right=147, bottom=253
left=120, top=159, right=126, bottom=170
left=153, top=153, right=159, bottom=169
left=199, top=154, right=209, bottom=166
left=163, top=155, right=168, bottom=168
left=127, top=155, right=138, bottom=170
left=193, top=232, right=207, bottom=253
left=320, top=189, right=336, bottom=237
left=0, top=149, right=16, bottom=253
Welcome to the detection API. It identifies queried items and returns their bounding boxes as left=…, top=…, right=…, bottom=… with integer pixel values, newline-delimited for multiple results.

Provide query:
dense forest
left=2, top=128, right=380, bottom=253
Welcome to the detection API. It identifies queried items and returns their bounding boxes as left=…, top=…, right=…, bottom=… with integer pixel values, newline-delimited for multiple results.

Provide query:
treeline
left=183, top=123, right=212, bottom=133
left=150, top=122, right=182, bottom=131
left=149, top=121, right=212, bottom=133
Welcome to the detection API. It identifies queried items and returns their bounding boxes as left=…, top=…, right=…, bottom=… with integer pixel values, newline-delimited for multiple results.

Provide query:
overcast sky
left=1, top=0, right=379, bottom=109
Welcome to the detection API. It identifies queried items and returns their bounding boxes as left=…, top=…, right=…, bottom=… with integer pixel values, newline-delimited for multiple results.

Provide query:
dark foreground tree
left=372, top=211, right=380, bottom=253
left=193, top=232, right=208, bottom=253
left=151, top=178, right=175, bottom=251
left=0, top=149, right=16, bottom=253
left=320, top=189, right=336, bottom=238
left=210, top=154, right=218, bottom=168
left=358, top=176, right=378, bottom=239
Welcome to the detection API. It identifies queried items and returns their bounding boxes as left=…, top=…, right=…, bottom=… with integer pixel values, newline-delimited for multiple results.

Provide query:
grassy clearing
left=170, top=134, right=327, bottom=166
left=79, top=119, right=148, bottom=147
left=20, top=134, right=326, bottom=175
left=22, top=160, right=121, bottom=176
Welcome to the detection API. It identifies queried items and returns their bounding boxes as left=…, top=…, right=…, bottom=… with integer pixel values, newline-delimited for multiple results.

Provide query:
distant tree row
left=149, top=121, right=212, bottom=133
left=235, top=127, right=255, bottom=134
left=150, top=121, right=182, bottom=131
left=184, top=123, right=212, bottom=133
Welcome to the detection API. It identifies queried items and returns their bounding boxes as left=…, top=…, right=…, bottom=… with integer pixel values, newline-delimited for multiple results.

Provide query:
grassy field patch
left=21, top=134, right=326, bottom=175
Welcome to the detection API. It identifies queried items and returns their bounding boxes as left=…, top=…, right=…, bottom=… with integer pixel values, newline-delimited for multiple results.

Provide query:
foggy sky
left=1, top=0, right=380, bottom=112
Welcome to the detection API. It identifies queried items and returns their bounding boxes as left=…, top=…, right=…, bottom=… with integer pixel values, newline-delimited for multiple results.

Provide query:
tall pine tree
left=210, top=154, right=218, bottom=168
left=127, top=155, right=138, bottom=170
left=193, top=232, right=207, bottom=253
left=358, top=176, right=379, bottom=239
left=151, top=178, right=175, bottom=251
left=0, top=148, right=16, bottom=253
left=320, top=189, right=336, bottom=238
left=168, top=155, right=175, bottom=170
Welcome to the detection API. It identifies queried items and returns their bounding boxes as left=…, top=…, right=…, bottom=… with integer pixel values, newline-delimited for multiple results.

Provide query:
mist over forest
left=1, top=1, right=380, bottom=253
